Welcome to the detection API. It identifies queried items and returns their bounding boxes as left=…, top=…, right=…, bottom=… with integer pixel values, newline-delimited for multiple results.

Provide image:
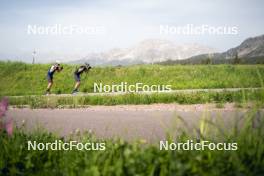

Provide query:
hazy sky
left=0, top=0, right=263, bottom=62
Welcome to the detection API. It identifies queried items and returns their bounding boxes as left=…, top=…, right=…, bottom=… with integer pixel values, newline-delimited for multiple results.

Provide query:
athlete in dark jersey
left=45, top=61, right=63, bottom=95
left=72, top=63, right=91, bottom=94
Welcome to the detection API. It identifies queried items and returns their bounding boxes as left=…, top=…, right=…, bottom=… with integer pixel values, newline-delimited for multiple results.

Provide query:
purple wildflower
left=0, top=97, right=8, bottom=117
left=0, top=97, right=13, bottom=136
left=5, top=119, right=13, bottom=136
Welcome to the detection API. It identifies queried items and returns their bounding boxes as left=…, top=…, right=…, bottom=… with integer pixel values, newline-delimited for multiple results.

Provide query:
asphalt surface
left=6, top=104, right=262, bottom=142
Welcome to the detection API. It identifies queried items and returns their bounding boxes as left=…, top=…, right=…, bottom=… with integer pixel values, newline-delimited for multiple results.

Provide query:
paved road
left=6, top=104, right=262, bottom=142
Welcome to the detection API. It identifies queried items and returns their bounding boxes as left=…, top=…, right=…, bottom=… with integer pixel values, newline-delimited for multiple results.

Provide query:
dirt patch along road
left=6, top=104, right=262, bottom=142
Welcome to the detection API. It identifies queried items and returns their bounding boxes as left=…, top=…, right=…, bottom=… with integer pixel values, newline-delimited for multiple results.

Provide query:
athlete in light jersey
left=45, top=61, right=63, bottom=95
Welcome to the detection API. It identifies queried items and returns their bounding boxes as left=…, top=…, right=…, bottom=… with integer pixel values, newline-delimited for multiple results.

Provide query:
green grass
left=7, top=89, right=264, bottom=108
left=1, top=108, right=264, bottom=175
left=1, top=61, right=264, bottom=96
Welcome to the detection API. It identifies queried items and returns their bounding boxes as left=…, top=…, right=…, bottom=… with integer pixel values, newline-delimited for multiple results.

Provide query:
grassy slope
left=1, top=61, right=264, bottom=96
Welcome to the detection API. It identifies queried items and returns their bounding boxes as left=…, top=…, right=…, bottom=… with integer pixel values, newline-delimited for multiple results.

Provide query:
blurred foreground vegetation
left=1, top=107, right=264, bottom=175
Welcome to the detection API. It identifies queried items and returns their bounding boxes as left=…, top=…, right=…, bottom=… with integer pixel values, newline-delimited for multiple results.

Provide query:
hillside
left=159, top=34, right=264, bottom=65
left=223, top=34, right=264, bottom=59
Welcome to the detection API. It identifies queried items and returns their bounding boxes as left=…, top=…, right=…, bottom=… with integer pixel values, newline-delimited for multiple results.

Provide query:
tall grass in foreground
left=1, top=108, right=264, bottom=175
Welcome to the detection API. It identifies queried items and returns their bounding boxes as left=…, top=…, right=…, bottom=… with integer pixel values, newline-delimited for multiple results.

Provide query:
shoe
left=72, top=90, right=78, bottom=94
left=45, top=91, right=51, bottom=95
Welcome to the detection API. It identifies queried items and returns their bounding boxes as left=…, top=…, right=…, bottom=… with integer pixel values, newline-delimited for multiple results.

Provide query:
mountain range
left=69, top=39, right=217, bottom=66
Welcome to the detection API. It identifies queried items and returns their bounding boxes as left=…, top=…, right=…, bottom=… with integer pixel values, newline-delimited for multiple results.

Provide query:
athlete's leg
left=46, top=74, right=53, bottom=94
left=72, top=73, right=81, bottom=93
left=46, top=81, right=53, bottom=94
left=74, top=81, right=81, bottom=90
left=47, top=81, right=53, bottom=90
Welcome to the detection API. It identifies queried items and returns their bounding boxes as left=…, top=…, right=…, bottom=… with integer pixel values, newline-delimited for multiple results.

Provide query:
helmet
left=85, top=62, right=91, bottom=69
left=56, top=60, right=61, bottom=65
